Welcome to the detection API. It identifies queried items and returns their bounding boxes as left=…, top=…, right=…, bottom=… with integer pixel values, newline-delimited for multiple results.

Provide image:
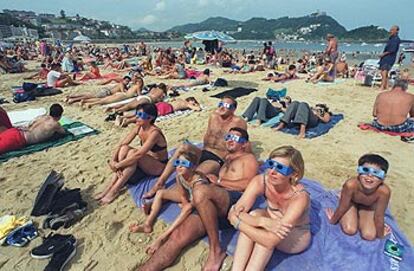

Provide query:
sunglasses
left=173, top=159, right=193, bottom=168
left=357, top=166, right=385, bottom=180
left=264, top=159, right=294, bottom=176
left=135, top=111, right=153, bottom=120
left=218, top=102, right=235, bottom=110
left=224, top=133, right=247, bottom=143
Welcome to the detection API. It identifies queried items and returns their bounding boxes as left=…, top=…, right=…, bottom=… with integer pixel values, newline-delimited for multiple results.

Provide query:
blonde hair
left=269, top=145, right=305, bottom=183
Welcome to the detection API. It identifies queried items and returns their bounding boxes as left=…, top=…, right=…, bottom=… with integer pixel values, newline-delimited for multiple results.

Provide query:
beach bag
left=31, top=171, right=64, bottom=216
left=266, top=88, right=287, bottom=101
left=13, top=90, right=36, bottom=103
left=213, top=78, right=228, bottom=87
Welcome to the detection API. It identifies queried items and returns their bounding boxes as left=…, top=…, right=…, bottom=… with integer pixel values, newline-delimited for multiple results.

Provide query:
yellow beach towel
left=0, top=215, right=28, bottom=240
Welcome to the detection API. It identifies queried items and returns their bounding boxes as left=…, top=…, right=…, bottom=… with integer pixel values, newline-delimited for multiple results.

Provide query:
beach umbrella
left=184, top=31, right=235, bottom=42
left=73, top=35, right=91, bottom=43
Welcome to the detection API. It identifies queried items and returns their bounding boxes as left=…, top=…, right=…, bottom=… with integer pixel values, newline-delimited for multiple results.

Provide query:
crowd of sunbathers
left=1, top=37, right=414, bottom=271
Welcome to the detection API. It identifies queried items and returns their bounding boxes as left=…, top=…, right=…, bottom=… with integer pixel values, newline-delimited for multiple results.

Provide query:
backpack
left=213, top=78, right=228, bottom=87
left=266, top=88, right=287, bottom=101
left=31, top=171, right=64, bottom=216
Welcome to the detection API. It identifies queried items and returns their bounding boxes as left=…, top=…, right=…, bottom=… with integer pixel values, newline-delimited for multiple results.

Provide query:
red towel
left=358, top=123, right=414, bottom=137
left=0, top=128, right=27, bottom=154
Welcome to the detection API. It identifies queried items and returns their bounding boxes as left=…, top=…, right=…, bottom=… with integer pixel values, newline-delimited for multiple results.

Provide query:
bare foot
left=272, top=123, right=285, bottom=132
left=129, top=223, right=153, bottom=233
left=145, top=238, right=164, bottom=255
left=99, top=192, right=118, bottom=205
left=296, top=133, right=306, bottom=139
left=202, top=250, right=227, bottom=271
left=94, top=191, right=106, bottom=201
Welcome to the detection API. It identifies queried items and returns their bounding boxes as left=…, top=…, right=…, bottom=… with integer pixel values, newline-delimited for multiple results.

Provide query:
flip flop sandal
left=5, top=221, right=37, bottom=247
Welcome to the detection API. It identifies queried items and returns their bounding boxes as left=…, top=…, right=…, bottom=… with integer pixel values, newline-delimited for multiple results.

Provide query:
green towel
left=0, top=122, right=98, bottom=163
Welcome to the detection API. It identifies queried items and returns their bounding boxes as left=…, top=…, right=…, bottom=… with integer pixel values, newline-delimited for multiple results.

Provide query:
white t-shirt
left=47, top=70, right=61, bottom=87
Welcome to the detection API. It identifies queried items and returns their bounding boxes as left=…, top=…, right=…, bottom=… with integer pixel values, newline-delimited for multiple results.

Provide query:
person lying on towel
left=262, top=64, right=298, bottom=82
left=0, top=104, right=66, bottom=154
left=0, top=106, right=13, bottom=133
left=326, top=154, right=392, bottom=240
left=229, top=145, right=311, bottom=271
left=272, top=101, right=332, bottom=139
left=371, top=79, right=414, bottom=141
left=242, top=96, right=291, bottom=127
left=113, top=97, right=201, bottom=127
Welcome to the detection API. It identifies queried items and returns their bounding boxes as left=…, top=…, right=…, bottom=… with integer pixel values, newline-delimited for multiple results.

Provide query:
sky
left=2, top=0, right=413, bottom=38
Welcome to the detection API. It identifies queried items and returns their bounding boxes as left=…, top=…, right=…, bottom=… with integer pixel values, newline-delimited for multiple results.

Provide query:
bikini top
left=262, top=174, right=310, bottom=230
left=138, top=127, right=167, bottom=153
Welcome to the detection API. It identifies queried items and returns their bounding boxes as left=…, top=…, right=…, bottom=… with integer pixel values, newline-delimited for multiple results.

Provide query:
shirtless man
left=372, top=80, right=414, bottom=140
left=139, top=127, right=258, bottom=271
left=143, top=95, right=247, bottom=199
left=325, top=33, right=338, bottom=63
left=0, top=104, right=66, bottom=154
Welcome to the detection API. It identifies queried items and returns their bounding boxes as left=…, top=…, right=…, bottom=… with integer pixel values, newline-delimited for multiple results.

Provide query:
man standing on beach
left=325, top=33, right=338, bottom=63
left=139, top=128, right=258, bottom=271
left=379, top=26, right=401, bottom=90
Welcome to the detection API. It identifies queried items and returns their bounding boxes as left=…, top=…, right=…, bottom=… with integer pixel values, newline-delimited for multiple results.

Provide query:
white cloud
left=139, top=14, right=157, bottom=25
left=155, top=1, right=166, bottom=11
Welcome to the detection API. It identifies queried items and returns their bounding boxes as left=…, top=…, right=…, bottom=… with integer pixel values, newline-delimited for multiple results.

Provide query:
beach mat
left=358, top=123, right=414, bottom=137
left=127, top=160, right=414, bottom=271
left=0, top=121, right=98, bottom=163
left=317, top=79, right=345, bottom=85
left=211, top=87, right=257, bottom=99
left=274, top=114, right=344, bottom=138
left=8, top=108, right=47, bottom=127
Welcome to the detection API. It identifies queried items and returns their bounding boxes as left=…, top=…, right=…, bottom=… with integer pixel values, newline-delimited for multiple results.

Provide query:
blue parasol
left=184, top=30, right=235, bottom=42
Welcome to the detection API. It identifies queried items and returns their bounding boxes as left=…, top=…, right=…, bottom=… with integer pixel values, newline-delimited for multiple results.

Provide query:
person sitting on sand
left=80, top=74, right=144, bottom=108
left=114, top=97, right=202, bottom=127
left=139, top=127, right=258, bottom=271
left=105, top=83, right=167, bottom=114
left=0, top=104, right=66, bottom=154
left=46, top=63, right=80, bottom=88
left=242, top=96, right=291, bottom=126
left=95, top=103, right=168, bottom=204
left=229, top=145, right=311, bottom=271
left=65, top=75, right=132, bottom=105
left=262, top=64, right=298, bottom=82
left=273, top=101, right=331, bottom=139
left=371, top=79, right=414, bottom=142
left=24, top=63, right=49, bottom=80
left=169, top=68, right=211, bottom=89
left=306, top=57, right=335, bottom=83
left=326, top=154, right=392, bottom=240
left=0, top=106, right=13, bottom=133
left=336, top=57, right=349, bottom=78
left=161, top=63, right=187, bottom=79
left=77, top=61, right=101, bottom=80
left=129, top=150, right=207, bottom=255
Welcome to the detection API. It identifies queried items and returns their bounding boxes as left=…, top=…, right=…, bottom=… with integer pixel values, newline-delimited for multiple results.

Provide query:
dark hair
left=203, top=68, right=210, bottom=76
left=229, top=127, right=249, bottom=142
left=222, top=95, right=237, bottom=109
left=50, top=63, right=60, bottom=70
left=185, top=97, right=199, bottom=104
left=157, top=83, right=167, bottom=95
left=358, top=154, right=389, bottom=173
left=123, top=75, right=131, bottom=80
left=41, top=63, right=46, bottom=68
left=49, top=103, right=63, bottom=118
left=136, top=103, right=158, bottom=124
left=288, top=64, right=296, bottom=71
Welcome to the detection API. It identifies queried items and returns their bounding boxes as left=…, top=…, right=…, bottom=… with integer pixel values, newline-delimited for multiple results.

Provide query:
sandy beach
left=0, top=61, right=413, bottom=271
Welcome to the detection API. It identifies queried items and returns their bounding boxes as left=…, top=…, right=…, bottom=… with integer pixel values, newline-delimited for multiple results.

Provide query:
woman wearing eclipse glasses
left=228, top=145, right=311, bottom=271
left=95, top=103, right=168, bottom=204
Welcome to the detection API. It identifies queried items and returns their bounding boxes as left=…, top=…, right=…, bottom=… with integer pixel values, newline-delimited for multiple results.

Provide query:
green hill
left=341, top=25, right=388, bottom=42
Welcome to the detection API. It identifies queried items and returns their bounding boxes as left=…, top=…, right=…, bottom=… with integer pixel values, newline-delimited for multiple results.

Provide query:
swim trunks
left=156, top=102, right=174, bottom=116
left=0, top=128, right=26, bottom=154
left=96, top=88, right=112, bottom=98
left=199, top=149, right=224, bottom=167
left=372, top=119, right=414, bottom=133
left=218, top=190, right=243, bottom=229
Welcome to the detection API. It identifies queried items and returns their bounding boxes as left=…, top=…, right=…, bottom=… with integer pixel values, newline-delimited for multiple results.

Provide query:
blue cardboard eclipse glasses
left=357, top=166, right=385, bottom=180
left=218, top=101, right=235, bottom=110
left=224, top=133, right=247, bottom=143
left=173, top=159, right=193, bottom=168
left=264, top=159, right=294, bottom=176
left=135, top=111, right=153, bottom=120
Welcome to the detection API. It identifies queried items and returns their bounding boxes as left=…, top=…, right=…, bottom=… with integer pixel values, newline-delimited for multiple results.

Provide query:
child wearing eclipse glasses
left=326, top=154, right=392, bottom=240
left=129, top=150, right=210, bottom=254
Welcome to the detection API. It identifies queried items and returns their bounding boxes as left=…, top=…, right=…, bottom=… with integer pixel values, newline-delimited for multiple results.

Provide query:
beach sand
left=0, top=62, right=413, bottom=270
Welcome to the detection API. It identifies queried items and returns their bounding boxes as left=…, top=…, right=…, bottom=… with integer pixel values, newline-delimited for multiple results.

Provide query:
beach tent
left=73, top=35, right=91, bottom=43
left=184, top=30, right=235, bottom=43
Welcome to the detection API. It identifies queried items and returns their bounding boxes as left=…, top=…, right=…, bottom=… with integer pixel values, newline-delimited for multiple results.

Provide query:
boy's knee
left=361, top=230, right=376, bottom=241
left=341, top=224, right=357, bottom=236
left=192, top=186, right=209, bottom=205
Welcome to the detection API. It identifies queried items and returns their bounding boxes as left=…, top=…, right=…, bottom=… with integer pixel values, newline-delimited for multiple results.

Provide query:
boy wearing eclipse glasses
left=326, top=154, right=391, bottom=240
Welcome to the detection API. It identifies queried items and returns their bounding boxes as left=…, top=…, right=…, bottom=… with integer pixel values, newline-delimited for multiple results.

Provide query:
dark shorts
left=379, top=62, right=392, bottom=71
left=199, top=150, right=225, bottom=167
left=372, top=119, right=414, bottom=133
left=218, top=190, right=243, bottom=229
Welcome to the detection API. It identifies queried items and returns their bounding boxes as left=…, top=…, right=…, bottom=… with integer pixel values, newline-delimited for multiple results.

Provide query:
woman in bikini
left=77, top=61, right=101, bottom=80
left=95, top=103, right=168, bottom=204
left=228, top=145, right=311, bottom=271
left=129, top=150, right=209, bottom=255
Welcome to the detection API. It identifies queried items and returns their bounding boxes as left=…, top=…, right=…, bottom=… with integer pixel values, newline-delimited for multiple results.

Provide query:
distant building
left=0, top=25, right=38, bottom=40
left=38, top=13, right=56, bottom=19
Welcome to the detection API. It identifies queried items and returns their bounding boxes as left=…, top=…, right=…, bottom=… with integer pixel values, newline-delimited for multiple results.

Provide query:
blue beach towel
left=275, top=113, right=344, bottom=138
left=127, top=151, right=413, bottom=271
